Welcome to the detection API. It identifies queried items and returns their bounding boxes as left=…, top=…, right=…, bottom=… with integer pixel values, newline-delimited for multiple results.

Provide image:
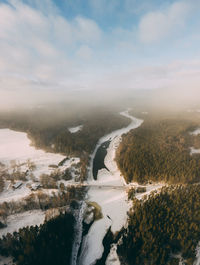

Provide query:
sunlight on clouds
left=139, top=1, right=192, bottom=43
left=0, top=0, right=102, bottom=91
left=0, top=0, right=200, bottom=108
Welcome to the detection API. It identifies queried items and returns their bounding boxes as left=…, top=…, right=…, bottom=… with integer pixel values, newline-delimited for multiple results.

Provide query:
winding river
left=78, top=110, right=143, bottom=265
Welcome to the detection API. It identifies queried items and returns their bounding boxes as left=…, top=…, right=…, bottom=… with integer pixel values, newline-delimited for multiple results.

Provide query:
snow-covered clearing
left=79, top=111, right=164, bottom=265
left=0, top=256, right=13, bottom=265
left=190, top=147, right=200, bottom=155
left=0, top=210, right=45, bottom=238
left=68, top=125, right=83, bottom=133
left=194, top=242, right=200, bottom=265
left=0, top=129, right=80, bottom=179
left=0, top=128, right=80, bottom=240
left=0, top=129, right=66, bottom=178
left=0, top=182, right=32, bottom=203
left=106, top=244, right=120, bottom=265
left=190, top=128, right=200, bottom=136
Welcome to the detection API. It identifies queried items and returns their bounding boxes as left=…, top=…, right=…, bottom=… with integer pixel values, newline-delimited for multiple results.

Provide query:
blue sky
left=0, top=0, right=200, bottom=107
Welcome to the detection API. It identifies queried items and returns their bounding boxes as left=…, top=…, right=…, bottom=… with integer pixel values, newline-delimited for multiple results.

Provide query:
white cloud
left=0, top=0, right=102, bottom=105
left=74, top=16, right=102, bottom=43
left=139, top=1, right=192, bottom=43
left=0, top=0, right=200, bottom=109
left=76, top=45, right=93, bottom=60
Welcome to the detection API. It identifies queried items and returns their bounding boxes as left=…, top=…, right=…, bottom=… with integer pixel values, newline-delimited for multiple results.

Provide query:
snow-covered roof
left=12, top=181, right=22, bottom=189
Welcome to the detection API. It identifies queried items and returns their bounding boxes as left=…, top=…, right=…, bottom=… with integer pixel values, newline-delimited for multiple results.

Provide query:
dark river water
left=92, top=140, right=111, bottom=180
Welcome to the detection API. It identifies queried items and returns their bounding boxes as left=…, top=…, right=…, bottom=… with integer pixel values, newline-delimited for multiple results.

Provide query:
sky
left=0, top=0, right=200, bottom=108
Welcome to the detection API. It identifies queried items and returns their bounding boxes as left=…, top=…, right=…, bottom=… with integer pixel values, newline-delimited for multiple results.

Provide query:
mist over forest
left=1, top=1, right=200, bottom=265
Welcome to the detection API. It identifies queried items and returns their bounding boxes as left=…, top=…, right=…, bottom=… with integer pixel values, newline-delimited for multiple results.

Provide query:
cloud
left=138, top=1, right=192, bottom=43
left=0, top=0, right=102, bottom=106
left=0, top=0, right=200, bottom=109
left=76, top=45, right=93, bottom=60
left=74, top=16, right=102, bottom=43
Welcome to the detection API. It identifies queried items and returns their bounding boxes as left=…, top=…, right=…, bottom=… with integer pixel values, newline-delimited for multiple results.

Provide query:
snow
left=84, top=212, right=94, bottom=225
left=106, top=244, right=120, bottom=265
left=194, top=242, right=200, bottom=265
left=0, top=129, right=66, bottom=179
left=88, top=110, right=143, bottom=180
left=0, top=128, right=81, bottom=241
left=190, top=147, right=200, bottom=155
left=71, top=202, right=87, bottom=265
left=0, top=256, right=13, bottom=265
left=68, top=125, right=83, bottom=133
left=79, top=111, right=144, bottom=265
left=135, top=183, right=163, bottom=200
left=0, top=210, right=45, bottom=238
left=190, top=128, right=200, bottom=136
left=0, top=182, right=31, bottom=203
left=79, top=110, right=164, bottom=265
left=62, top=157, right=80, bottom=167
left=0, top=129, right=80, bottom=203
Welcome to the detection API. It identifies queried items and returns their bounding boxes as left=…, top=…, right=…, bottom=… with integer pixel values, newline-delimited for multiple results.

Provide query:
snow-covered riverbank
left=79, top=111, right=151, bottom=265
left=0, top=112, right=165, bottom=265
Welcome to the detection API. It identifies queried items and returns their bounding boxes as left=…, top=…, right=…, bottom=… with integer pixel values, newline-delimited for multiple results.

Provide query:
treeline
left=118, top=184, right=200, bottom=265
left=0, top=212, right=75, bottom=265
left=0, top=186, right=85, bottom=226
left=116, top=117, right=200, bottom=184
left=0, top=105, right=129, bottom=181
left=0, top=106, right=129, bottom=155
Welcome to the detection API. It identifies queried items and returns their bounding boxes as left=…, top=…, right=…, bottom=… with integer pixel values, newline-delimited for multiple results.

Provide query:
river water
left=78, top=111, right=143, bottom=265
left=0, top=112, right=165, bottom=265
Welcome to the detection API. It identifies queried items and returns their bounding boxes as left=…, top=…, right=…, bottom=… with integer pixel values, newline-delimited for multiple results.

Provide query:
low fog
left=1, top=82, right=200, bottom=113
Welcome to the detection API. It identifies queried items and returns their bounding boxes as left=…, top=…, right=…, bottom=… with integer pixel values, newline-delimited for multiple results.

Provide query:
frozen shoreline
left=79, top=111, right=144, bottom=265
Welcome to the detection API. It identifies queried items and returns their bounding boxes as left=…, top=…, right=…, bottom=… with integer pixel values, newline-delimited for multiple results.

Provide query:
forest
left=0, top=104, right=129, bottom=181
left=116, top=114, right=200, bottom=184
left=118, top=184, right=200, bottom=265
left=0, top=104, right=129, bottom=155
left=0, top=212, right=75, bottom=265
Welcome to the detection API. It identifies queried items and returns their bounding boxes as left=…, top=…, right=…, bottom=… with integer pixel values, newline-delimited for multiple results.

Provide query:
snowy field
left=68, top=125, right=83, bottom=133
left=190, top=128, right=200, bottom=136
left=194, top=242, right=200, bottom=265
left=0, top=256, right=13, bottom=265
left=190, top=147, right=200, bottom=155
left=0, top=210, right=45, bottom=237
left=0, top=128, right=80, bottom=243
left=0, top=129, right=79, bottom=178
left=189, top=128, right=200, bottom=156
left=0, top=129, right=66, bottom=178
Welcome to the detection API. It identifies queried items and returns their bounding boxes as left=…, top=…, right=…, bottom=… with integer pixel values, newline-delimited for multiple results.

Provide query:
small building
left=12, top=181, right=22, bottom=190
left=30, top=182, right=42, bottom=191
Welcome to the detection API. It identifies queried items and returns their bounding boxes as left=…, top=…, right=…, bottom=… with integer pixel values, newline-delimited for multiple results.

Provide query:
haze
left=1, top=0, right=200, bottom=110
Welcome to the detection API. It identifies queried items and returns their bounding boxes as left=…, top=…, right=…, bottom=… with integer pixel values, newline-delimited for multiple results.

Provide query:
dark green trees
left=118, top=185, right=200, bottom=265
left=0, top=212, right=75, bottom=265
